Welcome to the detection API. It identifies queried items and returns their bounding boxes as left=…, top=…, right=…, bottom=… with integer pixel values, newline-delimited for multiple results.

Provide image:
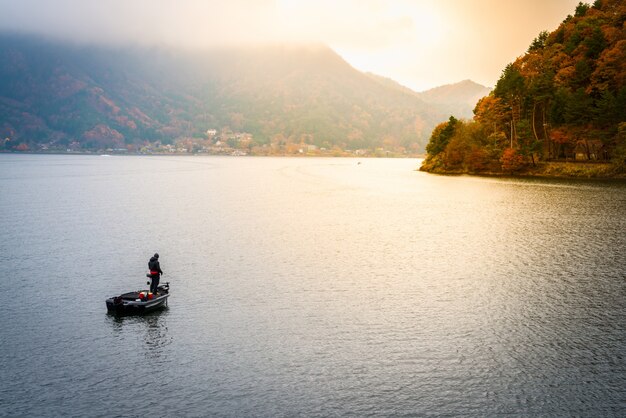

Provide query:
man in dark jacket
left=148, top=253, right=163, bottom=294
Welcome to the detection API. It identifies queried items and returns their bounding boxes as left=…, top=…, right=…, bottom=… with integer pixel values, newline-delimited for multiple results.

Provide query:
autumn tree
left=473, top=95, right=508, bottom=135
left=575, top=2, right=590, bottom=17
left=422, top=0, right=626, bottom=173
left=528, top=31, right=550, bottom=52
left=500, top=148, right=526, bottom=172
left=425, top=116, right=458, bottom=156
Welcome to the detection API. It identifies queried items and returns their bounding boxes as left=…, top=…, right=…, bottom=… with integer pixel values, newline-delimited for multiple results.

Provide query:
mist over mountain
left=416, top=80, right=492, bottom=119
left=363, top=75, right=491, bottom=120
left=0, top=33, right=471, bottom=153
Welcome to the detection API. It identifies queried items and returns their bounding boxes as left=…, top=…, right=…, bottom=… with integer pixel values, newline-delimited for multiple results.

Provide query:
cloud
left=275, top=0, right=417, bottom=50
left=0, top=0, right=584, bottom=91
left=0, top=0, right=421, bottom=49
left=0, top=0, right=281, bottom=47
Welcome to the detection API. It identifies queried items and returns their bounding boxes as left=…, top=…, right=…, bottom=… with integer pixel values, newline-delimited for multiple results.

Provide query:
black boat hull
left=106, top=283, right=170, bottom=315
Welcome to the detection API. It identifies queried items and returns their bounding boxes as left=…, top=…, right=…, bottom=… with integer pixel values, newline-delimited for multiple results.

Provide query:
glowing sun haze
left=0, top=0, right=582, bottom=91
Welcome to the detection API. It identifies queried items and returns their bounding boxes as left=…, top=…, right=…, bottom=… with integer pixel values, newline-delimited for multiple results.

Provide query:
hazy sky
left=0, top=0, right=583, bottom=91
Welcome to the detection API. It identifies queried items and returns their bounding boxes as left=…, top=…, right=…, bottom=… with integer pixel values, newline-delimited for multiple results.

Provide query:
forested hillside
left=421, top=0, right=626, bottom=176
left=0, top=35, right=449, bottom=154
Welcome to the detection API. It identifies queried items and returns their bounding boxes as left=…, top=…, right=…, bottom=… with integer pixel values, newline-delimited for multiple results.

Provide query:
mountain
left=416, top=80, right=492, bottom=119
left=0, top=34, right=450, bottom=153
left=364, top=73, right=423, bottom=98
left=363, top=74, right=491, bottom=119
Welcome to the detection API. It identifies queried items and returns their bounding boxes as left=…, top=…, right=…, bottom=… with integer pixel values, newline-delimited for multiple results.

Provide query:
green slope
left=0, top=35, right=449, bottom=152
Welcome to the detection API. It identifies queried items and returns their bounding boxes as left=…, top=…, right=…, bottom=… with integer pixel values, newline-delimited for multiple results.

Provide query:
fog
left=0, top=0, right=582, bottom=91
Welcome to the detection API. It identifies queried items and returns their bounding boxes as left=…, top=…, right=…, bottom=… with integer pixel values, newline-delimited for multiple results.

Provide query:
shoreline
left=419, top=161, right=626, bottom=181
left=0, top=150, right=427, bottom=159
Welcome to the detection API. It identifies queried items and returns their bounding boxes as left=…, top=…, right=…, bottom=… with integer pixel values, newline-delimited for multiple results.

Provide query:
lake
left=0, top=154, right=625, bottom=417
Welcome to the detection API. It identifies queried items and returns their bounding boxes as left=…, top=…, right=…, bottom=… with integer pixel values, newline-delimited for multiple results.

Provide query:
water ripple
left=0, top=155, right=624, bottom=417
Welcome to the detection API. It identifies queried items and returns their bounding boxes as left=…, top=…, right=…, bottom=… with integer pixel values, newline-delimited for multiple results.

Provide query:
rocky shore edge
left=419, top=161, right=626, bottom=180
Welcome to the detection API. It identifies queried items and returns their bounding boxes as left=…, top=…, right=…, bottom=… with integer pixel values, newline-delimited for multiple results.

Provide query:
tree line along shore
left=420, top=1, right=626, bottom=179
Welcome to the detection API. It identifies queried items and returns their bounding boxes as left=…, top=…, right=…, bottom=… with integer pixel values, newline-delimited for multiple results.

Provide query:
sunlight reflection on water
left=0, top=155, right=625, bottom=416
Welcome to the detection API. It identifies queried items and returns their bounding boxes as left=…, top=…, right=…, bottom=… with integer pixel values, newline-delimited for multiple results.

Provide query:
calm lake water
left=0, top=154, right=625, bottom=417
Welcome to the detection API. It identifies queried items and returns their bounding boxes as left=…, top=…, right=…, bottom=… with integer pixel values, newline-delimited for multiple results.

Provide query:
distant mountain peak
left=418, top=79, right=490, bottom=95
left=416, top=80, right=492, bottom=119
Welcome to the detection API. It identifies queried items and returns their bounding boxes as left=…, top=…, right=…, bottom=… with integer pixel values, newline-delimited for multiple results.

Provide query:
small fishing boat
left=106, top=282, right=170, bottom=315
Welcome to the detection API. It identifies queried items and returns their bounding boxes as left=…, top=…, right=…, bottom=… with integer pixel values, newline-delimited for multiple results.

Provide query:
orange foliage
left=81, top=124, right=125, bottom=148
left=466, top=148, right=489, bottom=172
left=426, top=0, right=626, bottom=171
left=473, top=95, right=507, bottom=128
left=442, top=136, right=470, bottom=169
left=555, top=66, right=576, bottom=86
left=500, top=148, right=525, bottom=172
left=590, top=40, right=626, bottom=91
left=518, top=52, right=544, bottom=79
left=549, top=128, right=571, bottom=144
left=601, top=26, right=621, bottom=45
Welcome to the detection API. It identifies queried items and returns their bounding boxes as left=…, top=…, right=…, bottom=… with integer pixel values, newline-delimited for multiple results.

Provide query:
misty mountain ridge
left=0, top=33, right=483, bottom=152
left=416, top=80, right=492, bottom=119
left=364, top=74, right=491, bottom=119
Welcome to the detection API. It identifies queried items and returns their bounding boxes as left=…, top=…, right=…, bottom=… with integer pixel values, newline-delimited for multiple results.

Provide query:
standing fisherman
left=148, top=253, right=163, bottom=295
